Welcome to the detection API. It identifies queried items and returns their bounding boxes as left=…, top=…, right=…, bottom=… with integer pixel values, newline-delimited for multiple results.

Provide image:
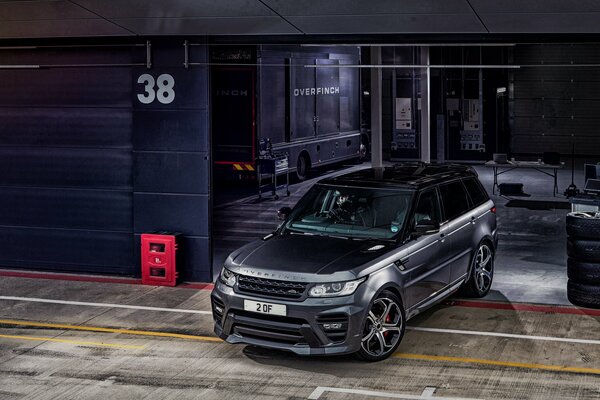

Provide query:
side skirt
left=405, top=275, right=467, bottom=320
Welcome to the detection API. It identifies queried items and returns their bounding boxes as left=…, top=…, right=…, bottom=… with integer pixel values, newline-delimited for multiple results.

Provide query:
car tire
left=461, top=242, right=494, bottom=298
left=567, top=237, right=600, bottom=262
left=356, top=290, right=405, bottom=362
left=566, top=212, right=600, bottom=239
left=567, top=258, right=600, bottom=284
left=567, top=280, right=600, bottom=309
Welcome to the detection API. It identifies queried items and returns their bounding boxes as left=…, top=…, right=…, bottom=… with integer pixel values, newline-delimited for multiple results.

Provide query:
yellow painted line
left=395, top=353, right=600, bottom=376
left=8, top=318, right=597, bottom=375
left=0, top=333, right=144, bottom=349
left=233, top=164, right=244, bottom=171
left=245, top=164, right=255, bottom=171
left=0, top=319, right=222, bottom=343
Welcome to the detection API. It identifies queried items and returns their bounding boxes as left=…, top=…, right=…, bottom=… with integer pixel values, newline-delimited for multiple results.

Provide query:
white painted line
left=4, top=296, right=600, bottom=347
left=0, top=296, right=212, bottom=315
left=307, top=386, right=483, bottom=400
left=407, top=326, right=600, bottom=346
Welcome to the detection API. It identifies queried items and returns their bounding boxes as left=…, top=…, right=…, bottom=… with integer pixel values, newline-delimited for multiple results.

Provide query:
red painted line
left=0, top=270, right=142, bottom=285
left=179, top=282, right=215, bottom=290
left=0, top=271, right=593, bottom=313
left=0, top=270, right=214, bottom=290
left=446, top=299, right=600, bottom=317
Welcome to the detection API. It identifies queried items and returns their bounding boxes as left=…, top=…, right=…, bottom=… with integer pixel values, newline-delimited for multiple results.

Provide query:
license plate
left=244, top=300, right=286, bottom=316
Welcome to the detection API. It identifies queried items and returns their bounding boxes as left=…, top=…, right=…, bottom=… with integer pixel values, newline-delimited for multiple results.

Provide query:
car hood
left=226, top=233, right=394, bottom=281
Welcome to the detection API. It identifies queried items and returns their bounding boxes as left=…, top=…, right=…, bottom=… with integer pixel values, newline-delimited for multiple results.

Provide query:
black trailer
left=211, top=45, right=363, bottom=180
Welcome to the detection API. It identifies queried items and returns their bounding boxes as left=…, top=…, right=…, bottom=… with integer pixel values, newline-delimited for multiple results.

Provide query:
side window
left=413, top=189, right=441, bottom=225
left=439, top=181, right=470, bottom=222
left=463, top=178, right=489, bottom=207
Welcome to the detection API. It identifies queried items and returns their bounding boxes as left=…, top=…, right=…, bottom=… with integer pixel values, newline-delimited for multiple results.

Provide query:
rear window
left=463, top=178, right=489, bottom=207
left=439, top=181, right=470, bottom=221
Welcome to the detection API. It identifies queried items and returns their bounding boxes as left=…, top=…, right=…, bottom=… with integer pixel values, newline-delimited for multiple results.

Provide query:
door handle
left=471, top=216, right=476, bottom=224
left=439, top=232, right=445, bottom=242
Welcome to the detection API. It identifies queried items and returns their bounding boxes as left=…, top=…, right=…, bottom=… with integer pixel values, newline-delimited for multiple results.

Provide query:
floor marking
left=446, top=299, right=600, bottom=317
left=394, top=353, right=600, bottom=376
left=0, top=270, right=143, bottom=285
left=3, top=297, right=598, bottom=346
left=307, top=386, right=483, bottom=400
left=3, top=319, right=600, bottom=377
left=407, top=326, right=600, bottom=346
left=0, top=296, right=212, bottom=315
left=0, top=270, right=214, bottom=290
left=0, top=333, right=144, bottom=350
left=0, top=319, right=222, bottom=343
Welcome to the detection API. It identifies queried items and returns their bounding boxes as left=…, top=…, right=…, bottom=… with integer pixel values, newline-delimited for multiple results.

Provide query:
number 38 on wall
left=137, top=73, right=175, bottom=104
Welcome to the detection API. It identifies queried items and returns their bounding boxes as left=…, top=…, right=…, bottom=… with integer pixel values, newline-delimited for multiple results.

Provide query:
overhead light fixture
left=301, top=43, right=517, bottom=47
left=304, top=64, right=521, bottom=69
left=0, top=65, right=40, bottom=69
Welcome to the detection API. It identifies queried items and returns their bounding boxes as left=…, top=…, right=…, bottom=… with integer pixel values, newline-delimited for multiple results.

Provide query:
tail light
left=490, top=206, right=497, bottom=214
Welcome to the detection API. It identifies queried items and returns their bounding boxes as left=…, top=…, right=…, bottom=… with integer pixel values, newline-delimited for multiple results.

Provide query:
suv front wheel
left=461, top=242, right=494, bottom=298
left=357, top=290, right=405, bottom=362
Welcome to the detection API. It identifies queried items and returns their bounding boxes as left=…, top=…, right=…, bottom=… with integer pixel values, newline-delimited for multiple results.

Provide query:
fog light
left=323, top=323, right=342, bottom=330
left=214, top=305, right=223, bottom=314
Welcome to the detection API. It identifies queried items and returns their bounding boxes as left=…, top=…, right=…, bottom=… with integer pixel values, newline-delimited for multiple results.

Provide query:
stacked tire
left=566, top=212, right=600, bottom=309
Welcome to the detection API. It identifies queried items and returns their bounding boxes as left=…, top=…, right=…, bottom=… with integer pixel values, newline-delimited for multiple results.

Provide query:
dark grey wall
left=512, top=44, right=600, bottom=156
left=0, top=47, right=134, bottom=274
left=0, top=40, right=211, bottom=281
left=132, top=41, right=211, bottom=282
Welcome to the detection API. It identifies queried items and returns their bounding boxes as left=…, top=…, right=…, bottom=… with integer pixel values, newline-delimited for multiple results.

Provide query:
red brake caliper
left=384, top=313, right=391, bottom=337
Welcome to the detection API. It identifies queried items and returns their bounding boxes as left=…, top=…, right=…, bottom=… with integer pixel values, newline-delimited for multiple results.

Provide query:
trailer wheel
left=359, top=133, right=370, bottom=160
left=296, top=153, right=310, bottom=181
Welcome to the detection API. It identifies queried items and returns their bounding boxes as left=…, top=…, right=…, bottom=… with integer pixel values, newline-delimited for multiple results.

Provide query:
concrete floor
left=0, top=276, right=599, bottom=399
left=1, top=161, right=597, bottom=399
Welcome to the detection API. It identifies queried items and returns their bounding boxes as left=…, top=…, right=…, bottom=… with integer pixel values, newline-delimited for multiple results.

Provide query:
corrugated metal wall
left=0, top=41, right=211, bottom=281
left=512, top=44, right=600, bottom=156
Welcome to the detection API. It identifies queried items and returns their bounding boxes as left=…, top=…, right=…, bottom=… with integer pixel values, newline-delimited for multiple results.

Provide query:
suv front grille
left=232, top=311, right=307, bottom=345
left=237, top=275, right=308, bottom=299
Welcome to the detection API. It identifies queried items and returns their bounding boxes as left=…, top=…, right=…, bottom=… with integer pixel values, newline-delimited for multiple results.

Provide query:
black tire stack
left=566, top=212, right=600, bottom=309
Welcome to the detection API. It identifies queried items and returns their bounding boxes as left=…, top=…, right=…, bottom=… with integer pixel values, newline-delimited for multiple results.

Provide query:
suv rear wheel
left=461, top=242, right=494, bottom=298
left=357, top=290, right=405, bottom=362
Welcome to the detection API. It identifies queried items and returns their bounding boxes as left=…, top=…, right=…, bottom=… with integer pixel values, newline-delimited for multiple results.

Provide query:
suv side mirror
left=414, top=220, right=440, bottom=236
left=277, top=207, right=292, bottom=221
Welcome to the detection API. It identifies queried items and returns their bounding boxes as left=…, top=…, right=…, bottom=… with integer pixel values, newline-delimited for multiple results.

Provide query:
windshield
left=283, top=184, right=413, bottom=240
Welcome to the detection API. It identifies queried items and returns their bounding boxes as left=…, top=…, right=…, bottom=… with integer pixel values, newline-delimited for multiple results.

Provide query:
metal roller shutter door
left=0, top=47, right=134, bottom=275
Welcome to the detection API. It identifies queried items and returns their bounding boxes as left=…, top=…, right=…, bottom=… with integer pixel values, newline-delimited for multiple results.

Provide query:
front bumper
left=210, top=280, right=371, bottom=356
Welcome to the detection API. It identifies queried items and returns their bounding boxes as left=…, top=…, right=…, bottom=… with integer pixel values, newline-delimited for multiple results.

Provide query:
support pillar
left=420, top=47, right=431, bottom=163
left=370, top=46, right=383, bottom=168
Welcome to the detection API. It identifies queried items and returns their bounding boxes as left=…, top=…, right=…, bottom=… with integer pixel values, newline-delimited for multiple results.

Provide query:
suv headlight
left=219, top=267, right=237, bottom=287
left=309, top=277, right=366, bottom=297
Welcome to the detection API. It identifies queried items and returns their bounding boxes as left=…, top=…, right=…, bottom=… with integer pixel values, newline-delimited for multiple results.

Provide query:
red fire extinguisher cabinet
left=141, top=233, right=180, bottom=286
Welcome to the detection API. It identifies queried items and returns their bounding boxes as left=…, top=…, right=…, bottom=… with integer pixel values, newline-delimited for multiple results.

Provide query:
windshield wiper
left=303, top=232, right=351, bottom=240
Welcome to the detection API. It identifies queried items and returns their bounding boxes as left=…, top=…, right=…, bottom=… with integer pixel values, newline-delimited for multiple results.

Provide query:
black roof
left=318, top=163, right=478, bottom=189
